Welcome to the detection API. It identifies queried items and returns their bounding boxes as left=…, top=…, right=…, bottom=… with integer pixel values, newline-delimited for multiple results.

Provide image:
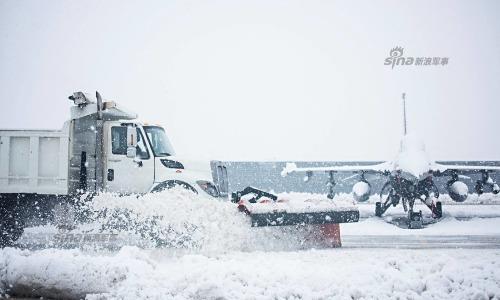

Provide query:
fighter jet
left=281, top=93, right=500, bottom=228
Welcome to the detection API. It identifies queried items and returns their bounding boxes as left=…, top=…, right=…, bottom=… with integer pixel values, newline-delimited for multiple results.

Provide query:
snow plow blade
left=246, top=210, right=359, bottom=227
left=231, top=187, right=359, bottom=227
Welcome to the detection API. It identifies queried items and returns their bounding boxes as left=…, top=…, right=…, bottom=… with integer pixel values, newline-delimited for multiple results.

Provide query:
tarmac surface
left=342, top=234, right=500, bottom=249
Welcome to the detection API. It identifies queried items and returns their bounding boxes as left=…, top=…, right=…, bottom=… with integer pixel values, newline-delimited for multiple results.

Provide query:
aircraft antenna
left=402, top=92, right=407, bottom=135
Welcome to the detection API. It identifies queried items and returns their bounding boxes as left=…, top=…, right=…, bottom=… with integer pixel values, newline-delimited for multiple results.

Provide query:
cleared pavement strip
left=342, top=235, right=500, bottom=249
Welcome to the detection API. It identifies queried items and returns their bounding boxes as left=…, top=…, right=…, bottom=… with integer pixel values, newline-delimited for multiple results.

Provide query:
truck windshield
left=144, top=126, right=175, bottom=157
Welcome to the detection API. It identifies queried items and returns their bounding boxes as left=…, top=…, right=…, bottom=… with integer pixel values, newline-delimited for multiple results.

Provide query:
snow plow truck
left=0, top=91, right=358, bottom=247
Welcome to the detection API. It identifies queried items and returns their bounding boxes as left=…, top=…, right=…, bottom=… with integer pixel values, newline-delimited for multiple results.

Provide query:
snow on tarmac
left=1, top=190, right=500, bottom=299
left=1, top=247, right=499, bottom=299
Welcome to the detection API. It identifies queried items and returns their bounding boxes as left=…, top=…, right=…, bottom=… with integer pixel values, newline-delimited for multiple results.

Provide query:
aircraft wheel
left=435, top=201, right=442, bottom=218
left=475, top=181, right=484, bottom=195
left=408, top=211, right=423, bottom=229
left=375, top=202, right=383, bottom=217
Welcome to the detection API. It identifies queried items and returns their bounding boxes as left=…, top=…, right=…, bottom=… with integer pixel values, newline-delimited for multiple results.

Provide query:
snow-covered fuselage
left=378, top=135, right=440, bottom=214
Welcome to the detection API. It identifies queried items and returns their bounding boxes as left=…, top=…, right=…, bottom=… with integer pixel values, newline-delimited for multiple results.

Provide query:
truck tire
left=0, top=204, right=24, bottom=248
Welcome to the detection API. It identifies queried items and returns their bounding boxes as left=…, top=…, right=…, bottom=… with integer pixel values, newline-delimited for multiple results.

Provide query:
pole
left=402, top=92, right=407, bottom=135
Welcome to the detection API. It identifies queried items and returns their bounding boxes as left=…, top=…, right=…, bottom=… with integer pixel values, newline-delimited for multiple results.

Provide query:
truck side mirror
left=126, top=146, right=137, bottom=158
left=126, top=126, right=137, bottom=158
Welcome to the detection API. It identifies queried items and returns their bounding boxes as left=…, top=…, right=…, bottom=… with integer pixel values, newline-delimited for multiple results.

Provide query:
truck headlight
left=196, top=180, right=220, bottom=197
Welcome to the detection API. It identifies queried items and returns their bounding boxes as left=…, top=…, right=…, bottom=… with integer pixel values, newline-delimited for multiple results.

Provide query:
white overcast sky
left=0, top=0, right=499, bottom=161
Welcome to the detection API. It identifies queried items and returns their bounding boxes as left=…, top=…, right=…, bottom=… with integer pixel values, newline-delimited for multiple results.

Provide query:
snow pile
left=79, top=188, right=252, bottom=251
left=54, top=188, right=335, bottom=252
left=1, top=247, right=499, bottom=299
left=0, top=247, right=128, bottom=299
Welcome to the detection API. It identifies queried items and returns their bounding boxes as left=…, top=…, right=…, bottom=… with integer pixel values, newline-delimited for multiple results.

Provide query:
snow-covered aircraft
left=281, top=93, right=500, bottom=228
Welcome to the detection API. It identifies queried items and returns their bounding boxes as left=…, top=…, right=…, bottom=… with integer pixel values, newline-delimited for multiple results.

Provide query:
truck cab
left=103, top=121, right=218, bottom=197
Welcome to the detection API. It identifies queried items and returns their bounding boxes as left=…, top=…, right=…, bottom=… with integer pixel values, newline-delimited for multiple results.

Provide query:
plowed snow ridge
left=82, top=188, right=331, bottom=251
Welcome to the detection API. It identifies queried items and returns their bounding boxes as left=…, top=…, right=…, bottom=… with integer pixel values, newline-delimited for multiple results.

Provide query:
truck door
left=104, top=124, right=154, bottom=194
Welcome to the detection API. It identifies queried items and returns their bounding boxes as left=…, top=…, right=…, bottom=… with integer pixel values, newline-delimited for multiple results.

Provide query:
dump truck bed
left=0, top=126, right=69, bottom=195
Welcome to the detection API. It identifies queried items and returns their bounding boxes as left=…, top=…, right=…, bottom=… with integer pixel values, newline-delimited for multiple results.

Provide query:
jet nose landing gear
left=408, top=210, right=423, bottom=229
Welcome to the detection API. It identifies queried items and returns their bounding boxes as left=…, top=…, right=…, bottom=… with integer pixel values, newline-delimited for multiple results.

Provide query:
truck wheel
left=0, top=206, right=24, bottom=248
left=152, top=180, right=198, bottom=194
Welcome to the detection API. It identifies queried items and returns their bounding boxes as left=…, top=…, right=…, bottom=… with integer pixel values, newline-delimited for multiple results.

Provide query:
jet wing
left=432, top=163, right=500, bottom=176
left=281, top=162, right=393, bottom=177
